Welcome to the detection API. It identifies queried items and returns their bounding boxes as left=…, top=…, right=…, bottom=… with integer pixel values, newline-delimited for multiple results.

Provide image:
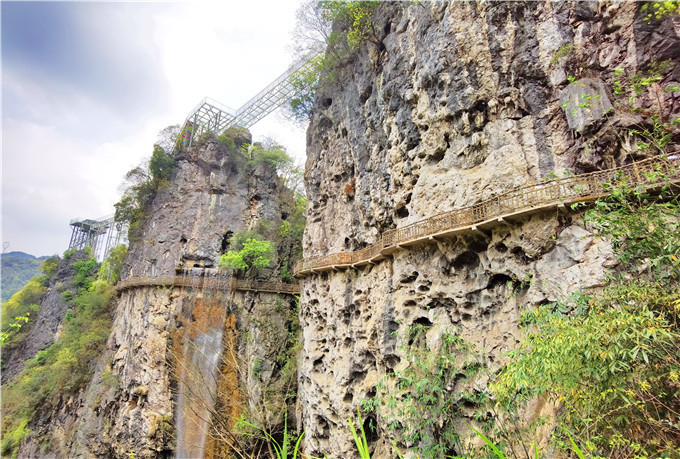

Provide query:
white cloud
left=2, top=0, right=310, bottom=256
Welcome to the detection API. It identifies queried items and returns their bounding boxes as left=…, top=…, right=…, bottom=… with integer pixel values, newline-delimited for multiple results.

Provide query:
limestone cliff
left=7, top=133, right=301, bottom=458
left=298, top=2, right=679, bottom=457
left=70, top=135, right=300, bottom=458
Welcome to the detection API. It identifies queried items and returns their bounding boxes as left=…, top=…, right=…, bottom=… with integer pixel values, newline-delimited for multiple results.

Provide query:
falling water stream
left=174, top=271, right=231, bottom=459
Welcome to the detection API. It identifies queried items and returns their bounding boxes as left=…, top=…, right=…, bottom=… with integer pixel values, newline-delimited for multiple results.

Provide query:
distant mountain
left=1, top=252, right=50, bottom=303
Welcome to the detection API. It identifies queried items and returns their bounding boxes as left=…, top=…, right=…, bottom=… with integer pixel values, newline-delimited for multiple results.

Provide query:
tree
left=114, top=142, right=176, bottom=241
left=287, top=1, right=381, bottom=121
left=155, top=124, right=181, bottom=155
left=97, top=245, right=128, bottom=284
left=220, top=237, right=274, bottom=272
left=291, top=0, right=334, bottom=57
left=149, top=145, right=175, bottom=184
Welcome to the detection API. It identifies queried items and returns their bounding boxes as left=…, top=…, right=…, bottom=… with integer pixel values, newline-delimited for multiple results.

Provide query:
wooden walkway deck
left=294, top=155, right=680, bottom=277
left=117, top=275, right=300, bottom=295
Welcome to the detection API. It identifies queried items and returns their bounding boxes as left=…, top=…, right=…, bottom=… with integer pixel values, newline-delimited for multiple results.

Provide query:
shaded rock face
left=299, top=1, right=678, bottom=457
left=57, top=138, right=299, bottom=458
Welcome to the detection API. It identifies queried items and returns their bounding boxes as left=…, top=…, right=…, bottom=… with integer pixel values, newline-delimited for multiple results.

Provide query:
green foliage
left=97, top=245, right=128, bottom=284
left=100, top=368, right=120, bottom=389
left=289, top=54, right=327, bottom=122
left=550, top=43, right=574, bottom=65
left=220, top=235, right=274, bottom=271
left=376, top=328, right=490, bottom=458
left=628, top=114, right=680, bottom=153
left=217, top=133, right=236, bottom=151
left=1, top=279, right=45, bottom=347
left=246, top=142, right=294, bottom=171
left=72, top=257, right=99, bottom=291
left=288, top=1, right=380, bottom=120
left=467, top=425, right=507, bottom=459
left=277, top=195, right=307, bottom=281
left=0, top=419, right=29, bottom=457
left=0, top=313, right=31, bottom=346
left=220, top=126, right=251, bottom=149
left=493, top=171, right=680, bottom=457
left=349, top=409, right=371, bottom=459
left=1, top=255, right=117, bottom=457
left=641, top=0, right=679, bottom=21
left=39, top=256, right=59, bottom=278
left=149, top=144, right=175, bottom=183
left=61, top=290, right=74, bottom=303
left=114, top=138, right=176, bottom=241
left=320, top=1, right=380, bottom=48
left=610, top=61, right=678, bottom=154
left=195, top=128, right=215, bottom=146
left=0, top=253, right=52, bottom=303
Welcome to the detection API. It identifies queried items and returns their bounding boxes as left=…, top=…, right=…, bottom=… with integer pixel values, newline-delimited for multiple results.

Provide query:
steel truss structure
left=68, top=215, right=128, bottom=261
left=178, top=50, right=321, bottom=150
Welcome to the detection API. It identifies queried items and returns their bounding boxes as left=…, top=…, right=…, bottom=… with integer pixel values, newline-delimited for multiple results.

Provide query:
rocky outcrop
left=60, top=136, right=300, bottom=458
left=298, top=2, right=679, bottom=457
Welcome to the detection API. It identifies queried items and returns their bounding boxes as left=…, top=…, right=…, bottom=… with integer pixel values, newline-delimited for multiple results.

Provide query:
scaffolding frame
left=177, top=50, right=321, bottom=150
left=68, top=215, right=128, bottom=261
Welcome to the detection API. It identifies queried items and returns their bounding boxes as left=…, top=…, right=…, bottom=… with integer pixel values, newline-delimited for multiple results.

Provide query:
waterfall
left=174, top=271, right=231, bottom=458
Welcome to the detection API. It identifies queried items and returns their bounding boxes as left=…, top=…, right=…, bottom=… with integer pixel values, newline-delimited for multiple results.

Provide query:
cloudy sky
left=2, top=0, right=309, bottom=257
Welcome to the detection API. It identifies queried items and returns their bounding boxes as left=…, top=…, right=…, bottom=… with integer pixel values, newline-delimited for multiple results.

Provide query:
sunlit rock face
left=299, top=1, right=679, bottom=457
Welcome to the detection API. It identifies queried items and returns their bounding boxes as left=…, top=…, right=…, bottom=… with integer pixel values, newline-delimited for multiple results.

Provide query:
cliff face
left=39, top=136, right=300, bottom=458
left=123, top=137, right=290, bottom=278
left=299, top=2, right=679, bottom=457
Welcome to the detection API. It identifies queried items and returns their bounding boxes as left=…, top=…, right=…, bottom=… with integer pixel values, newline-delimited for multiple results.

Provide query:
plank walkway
left=294, top=155, right=680, bottom=276
left=117, top=275, right=300, bottom=295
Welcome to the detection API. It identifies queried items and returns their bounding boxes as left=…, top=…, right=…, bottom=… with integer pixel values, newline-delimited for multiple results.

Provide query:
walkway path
left=117, top=275, right=300, bottom=295
left=294, top=155, right=680, bottom=276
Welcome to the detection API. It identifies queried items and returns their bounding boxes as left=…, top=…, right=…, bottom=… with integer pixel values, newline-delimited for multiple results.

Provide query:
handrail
left=294, top=155, right=680, bottom=276
left=116, top=275, right=299, bottom=295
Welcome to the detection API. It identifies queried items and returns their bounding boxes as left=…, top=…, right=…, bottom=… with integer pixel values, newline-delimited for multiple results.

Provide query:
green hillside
left=1, top=252, right=49, bottom=303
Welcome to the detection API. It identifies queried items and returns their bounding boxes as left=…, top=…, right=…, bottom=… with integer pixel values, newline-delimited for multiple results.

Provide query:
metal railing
left=177, top=49, right=322, bottom=149
left=294, top=155, right=680, bottom=276
left=116, top=275, right=300, bottom=295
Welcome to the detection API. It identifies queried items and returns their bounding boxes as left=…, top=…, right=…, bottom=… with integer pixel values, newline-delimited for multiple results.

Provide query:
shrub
left=217, top=133, right=236, bottom=151
left=493, top=171, right=680, bottom=456
left=377, top=329, right=488, bottom=458
left=0, top=279, right=46, bottom=346
left=220, top=238, right=275, bottom=271
left=97, top=245, right=128, bottom=284
left=247, top=143, right=294, bottom=171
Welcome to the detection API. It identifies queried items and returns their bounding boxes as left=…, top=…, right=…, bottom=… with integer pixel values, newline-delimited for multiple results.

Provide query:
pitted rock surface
left=299, top=2, right=678, bottom=457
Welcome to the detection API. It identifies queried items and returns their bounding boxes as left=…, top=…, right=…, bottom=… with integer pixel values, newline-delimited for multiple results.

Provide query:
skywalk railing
left=177, top=49, right=322, bottom=149
left=294, top=155, right=680, bottom=276
left=116, top=275, right=300, bottom=295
